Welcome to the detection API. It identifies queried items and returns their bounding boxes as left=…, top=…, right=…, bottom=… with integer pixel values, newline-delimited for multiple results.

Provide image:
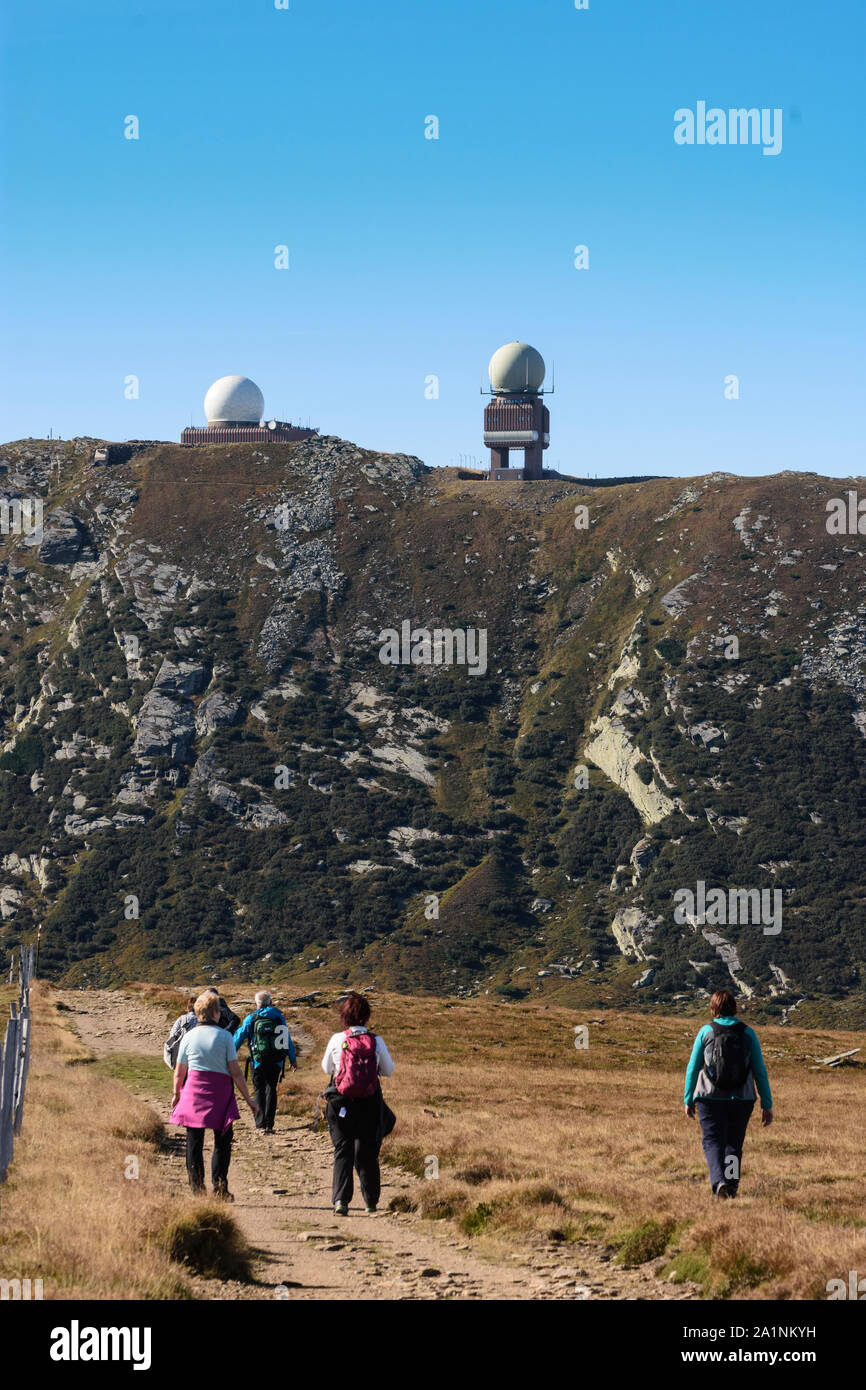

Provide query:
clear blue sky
left=1, top=0, right=862, bottom=477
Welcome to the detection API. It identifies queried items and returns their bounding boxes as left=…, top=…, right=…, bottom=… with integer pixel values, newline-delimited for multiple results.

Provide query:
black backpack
left=705, top=1020, right=749, bottom=1090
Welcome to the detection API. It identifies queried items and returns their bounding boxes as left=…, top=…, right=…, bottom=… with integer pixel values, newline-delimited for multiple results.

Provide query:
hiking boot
left=365, top=1205, right=377, bottom=1215
left=189, top=1179, right=206, bottom=1196
left=213, top=1180, right=234, bottom=1203
left=713, top=1182, right=731, bottom=1199
left=334, top=1201, right=348, bottom=1216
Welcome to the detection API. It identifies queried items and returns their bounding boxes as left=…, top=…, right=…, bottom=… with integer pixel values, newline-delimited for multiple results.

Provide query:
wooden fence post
left=0, top=946, right=35, bottom=1183
left=13, top=1000, right=30, bottom=1136
left=0, top=1008, right=20, bottom=1184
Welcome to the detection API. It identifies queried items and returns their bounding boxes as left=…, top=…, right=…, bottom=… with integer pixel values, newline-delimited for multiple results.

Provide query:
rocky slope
left=2, top=436, right=865, bottom=1022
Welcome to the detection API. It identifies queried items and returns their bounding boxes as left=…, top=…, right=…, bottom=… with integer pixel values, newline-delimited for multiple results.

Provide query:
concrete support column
left=522, top=443, right=543, bottom=480
left=489, top=446, right=509, bottom=476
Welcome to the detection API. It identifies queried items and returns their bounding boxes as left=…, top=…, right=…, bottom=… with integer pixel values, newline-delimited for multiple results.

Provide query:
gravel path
left=56, top=987, right=699, bottom=1302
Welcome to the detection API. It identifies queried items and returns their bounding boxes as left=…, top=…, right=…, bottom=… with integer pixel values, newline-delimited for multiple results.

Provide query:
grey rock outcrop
left=25, top=510, right=96, bottom=566
left=64, top=813, right=113, bottom=836
left=154, top=659, right=209, bottom=697
left=688, top=721, right=724, bottom=748
left=195, top=690, right=242, bottom=736
left=0, top=886, right=22, bottom=919
left=133, top=690, right=194, bottom=761
left=188, top=746, right=224, bottom=791
left=611, top=906, right=661, bottom=961
left=209, top=782, right=243, bottom=816
left=629, top=836, right=657, bottom=881
left=246, top=801, right=289, bottom=829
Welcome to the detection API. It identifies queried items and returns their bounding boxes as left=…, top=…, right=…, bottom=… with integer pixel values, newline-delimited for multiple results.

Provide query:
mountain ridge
left=2, top=435, right=865, bottom=1026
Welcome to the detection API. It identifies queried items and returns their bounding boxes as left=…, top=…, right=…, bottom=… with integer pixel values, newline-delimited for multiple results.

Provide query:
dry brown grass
left=271, top=988, right=866, bottom=1299
left=123, top=980, right=195, bottom=1024
left=0, top=984, right=252, bottom=1299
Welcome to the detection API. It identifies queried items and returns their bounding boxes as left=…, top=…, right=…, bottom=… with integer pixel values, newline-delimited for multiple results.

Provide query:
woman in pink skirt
left=170, top=991, right=259, bottom=1199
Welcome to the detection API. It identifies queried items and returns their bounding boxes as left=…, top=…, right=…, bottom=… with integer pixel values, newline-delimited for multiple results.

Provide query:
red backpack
left=335, top=1030, right=379, bottom=1098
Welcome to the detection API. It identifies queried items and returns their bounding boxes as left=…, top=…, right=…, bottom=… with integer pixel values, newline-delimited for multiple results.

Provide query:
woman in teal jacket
left=684, top=988, right=774, bottom=1198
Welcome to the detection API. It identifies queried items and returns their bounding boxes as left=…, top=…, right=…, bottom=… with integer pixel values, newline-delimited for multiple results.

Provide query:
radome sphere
left=204, top=375, right=265, bottom=426
left=488, top=342, right=546, bottom=396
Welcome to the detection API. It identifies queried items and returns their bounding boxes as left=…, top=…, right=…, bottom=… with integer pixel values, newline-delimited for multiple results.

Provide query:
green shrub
left=615, top=1216, right=676, bottom=1266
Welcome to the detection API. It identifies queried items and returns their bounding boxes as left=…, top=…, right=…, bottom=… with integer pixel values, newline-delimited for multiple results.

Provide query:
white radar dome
left=204, top=375, right=265, bottom=426
left=488, top=342, right=546, bottom=395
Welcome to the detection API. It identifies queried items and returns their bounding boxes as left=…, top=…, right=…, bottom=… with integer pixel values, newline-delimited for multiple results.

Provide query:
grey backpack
left=163, top=1012, right=197, bottom=1069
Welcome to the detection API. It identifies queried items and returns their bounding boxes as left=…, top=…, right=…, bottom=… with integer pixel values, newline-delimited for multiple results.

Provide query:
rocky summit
left=1, top=436, right=865, bottom=1024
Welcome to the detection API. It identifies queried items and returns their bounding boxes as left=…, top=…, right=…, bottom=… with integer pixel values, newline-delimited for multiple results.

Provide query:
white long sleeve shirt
left=321, top=1026, right=395, bottom=1079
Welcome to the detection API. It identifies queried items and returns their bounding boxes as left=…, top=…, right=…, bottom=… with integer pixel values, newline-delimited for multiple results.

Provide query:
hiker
left=170, top=991, right=259, bottom=1200
left=684, top=989, right=774, bottom=1199
left=233, top=990, right=298, bottom=1133
left=321, top=991, right=395, bottom=1217
left=163, top=994, right=197, bottom=1069
left=204, top=987, right=241, bottom=1034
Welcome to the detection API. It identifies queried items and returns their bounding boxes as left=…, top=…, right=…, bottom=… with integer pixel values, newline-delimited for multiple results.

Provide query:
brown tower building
left=483, top=342, right=551, bottom=481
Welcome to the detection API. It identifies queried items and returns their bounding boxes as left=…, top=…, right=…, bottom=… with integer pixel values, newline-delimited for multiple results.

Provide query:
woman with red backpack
left=684, top=989, right=774, bottom=1199
left=321, top=992, right=395, bottom=1216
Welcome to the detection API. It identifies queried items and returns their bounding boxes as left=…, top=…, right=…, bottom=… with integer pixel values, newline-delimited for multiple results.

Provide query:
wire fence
left=0, top=945, right=34, bottom=1185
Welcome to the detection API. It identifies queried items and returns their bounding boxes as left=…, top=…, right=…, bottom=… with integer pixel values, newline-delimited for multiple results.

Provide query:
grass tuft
left=154, top=1204, right=253, bottom=1280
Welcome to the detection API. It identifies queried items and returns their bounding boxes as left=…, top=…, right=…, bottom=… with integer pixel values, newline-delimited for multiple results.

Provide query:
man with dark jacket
left=204, top=987, right=241, bottom=1035
left=234, top=991, right=298, bottom=1133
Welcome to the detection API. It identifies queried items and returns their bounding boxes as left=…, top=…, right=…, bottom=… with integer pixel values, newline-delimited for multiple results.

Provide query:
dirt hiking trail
left=57, top=988, right=699, bottom=1302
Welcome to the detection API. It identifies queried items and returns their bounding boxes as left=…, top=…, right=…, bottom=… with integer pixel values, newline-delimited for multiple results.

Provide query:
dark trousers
left=253, top=1061, right=282, bottom=1129
left=696, top=1099, right=754, bottom=1192
left=327, top=1094, right=382, bottom=1208
left=186, top=1125, right=233, bottom=1191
